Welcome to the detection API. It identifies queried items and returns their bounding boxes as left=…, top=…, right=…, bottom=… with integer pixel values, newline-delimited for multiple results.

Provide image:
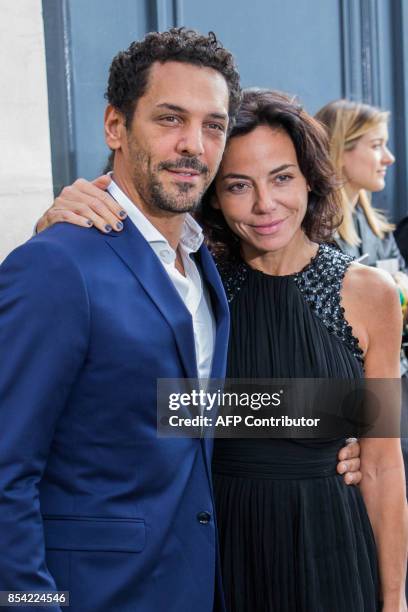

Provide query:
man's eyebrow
left=207, top=112, right=228, bottom=121
left=155, top=103, right=228, bottom=121
left=156, top=103, right=187, bottom=113
left=220, top=164, right=296, bottom=181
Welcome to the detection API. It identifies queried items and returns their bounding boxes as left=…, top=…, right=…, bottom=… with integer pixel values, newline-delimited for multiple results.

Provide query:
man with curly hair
left=0, top=28, right=240, bottom=612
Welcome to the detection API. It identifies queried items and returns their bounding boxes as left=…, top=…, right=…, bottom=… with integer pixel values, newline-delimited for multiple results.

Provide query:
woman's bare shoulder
left=343, top=261, right=399, bottom=309
left=340, top=262, right=401, bottom=357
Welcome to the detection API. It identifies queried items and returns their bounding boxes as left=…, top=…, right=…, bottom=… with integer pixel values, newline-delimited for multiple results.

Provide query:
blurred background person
left=395, top=215, right=408, bottom=273
left=315, top=101, right=408, bottom=361
left=315, top=100, right=407, bottom=281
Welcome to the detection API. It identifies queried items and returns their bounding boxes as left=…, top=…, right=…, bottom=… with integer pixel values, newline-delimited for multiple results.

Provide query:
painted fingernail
left=116, top=221, right=123, bottom=230
left=104, top=224, right=112, bottom=233
left=86, top=219, right=93, bottom=227
left=119, top=210, right=127, bottom=218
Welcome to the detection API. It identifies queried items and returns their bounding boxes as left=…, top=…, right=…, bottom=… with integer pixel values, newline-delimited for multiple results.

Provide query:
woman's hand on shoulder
left=342, top=262, right=402, bottom=377
left=36, top=175, right=127, bottom=235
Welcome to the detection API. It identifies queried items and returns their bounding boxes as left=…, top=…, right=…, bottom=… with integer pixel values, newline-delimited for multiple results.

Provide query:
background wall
left=41, top=0, right=408, bottom=225
left=42, top=0, right=345, bottom=192
left=2, top=0, right=408, bottom=260
left=0, top=0, right=53, bottom=262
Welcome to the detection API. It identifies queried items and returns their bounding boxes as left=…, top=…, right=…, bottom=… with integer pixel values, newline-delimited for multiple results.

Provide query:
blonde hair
left=315, top=99, right=394, bottom=246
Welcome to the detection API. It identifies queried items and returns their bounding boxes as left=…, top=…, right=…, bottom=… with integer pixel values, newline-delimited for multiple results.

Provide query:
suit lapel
left=106, top=221, right=231, bottom=480
left=194, top=246, right=230, bottom=379
left=104, top=220, right=198, bottom=379
left=194, top=247, right=230, bottom=477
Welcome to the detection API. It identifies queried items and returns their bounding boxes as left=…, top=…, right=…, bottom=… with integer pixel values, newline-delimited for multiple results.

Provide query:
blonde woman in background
left=315, top=99, right=408, bottom=308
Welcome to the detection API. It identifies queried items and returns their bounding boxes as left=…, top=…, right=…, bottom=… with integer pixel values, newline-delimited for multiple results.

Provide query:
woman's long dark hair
left=197, top=89, right=342, bottom=262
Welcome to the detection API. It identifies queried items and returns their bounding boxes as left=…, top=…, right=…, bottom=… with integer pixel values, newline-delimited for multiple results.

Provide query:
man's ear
left=104, top=105, right=126, bottom=151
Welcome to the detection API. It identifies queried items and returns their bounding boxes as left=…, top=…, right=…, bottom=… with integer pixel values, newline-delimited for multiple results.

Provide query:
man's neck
left=112, top=170, right=186, bottom=251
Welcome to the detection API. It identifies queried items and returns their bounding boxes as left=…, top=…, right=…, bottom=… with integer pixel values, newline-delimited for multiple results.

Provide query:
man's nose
left=176, top=125, right=204, bottom=157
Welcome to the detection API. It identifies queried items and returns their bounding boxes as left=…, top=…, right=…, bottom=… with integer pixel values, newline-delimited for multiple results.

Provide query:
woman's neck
left=343, top=182, right=360, bottom=209
left=241, top=231, right=319, bottom=276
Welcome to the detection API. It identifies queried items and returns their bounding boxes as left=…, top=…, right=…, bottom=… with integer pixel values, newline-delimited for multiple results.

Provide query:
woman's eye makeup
left=227, top=182, right=250, bottom=193
left=274, top=174, right=292, bottom=183
left=225, top=173, right=294, bottom=193
left=370, top=139, right=386, bottom=150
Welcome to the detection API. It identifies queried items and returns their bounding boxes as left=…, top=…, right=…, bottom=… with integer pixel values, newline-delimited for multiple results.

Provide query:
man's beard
left=130, top=147, right=211, bottom=215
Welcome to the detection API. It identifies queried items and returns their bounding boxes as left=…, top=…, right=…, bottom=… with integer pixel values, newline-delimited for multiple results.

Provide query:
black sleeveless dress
left=212, top=244, right=380, bottom=612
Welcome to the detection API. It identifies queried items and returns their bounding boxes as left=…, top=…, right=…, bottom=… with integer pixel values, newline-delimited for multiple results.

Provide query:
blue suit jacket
left=0, top=219, right=229, bottom=612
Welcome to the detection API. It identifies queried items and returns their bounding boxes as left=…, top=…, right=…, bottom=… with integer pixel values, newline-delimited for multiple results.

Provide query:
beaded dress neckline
left=216, top=243, right=364, bottom=365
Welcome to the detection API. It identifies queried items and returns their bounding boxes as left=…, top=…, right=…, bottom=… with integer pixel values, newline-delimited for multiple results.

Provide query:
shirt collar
left=107, top=177, right=204, bottom=255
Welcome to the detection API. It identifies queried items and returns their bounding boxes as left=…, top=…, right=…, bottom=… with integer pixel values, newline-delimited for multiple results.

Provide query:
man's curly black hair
left=105, top=27, right=242, bottom=129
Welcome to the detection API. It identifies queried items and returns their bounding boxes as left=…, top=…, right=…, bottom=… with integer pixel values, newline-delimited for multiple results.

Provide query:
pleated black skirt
left=213, top=439, right=380, bottom=612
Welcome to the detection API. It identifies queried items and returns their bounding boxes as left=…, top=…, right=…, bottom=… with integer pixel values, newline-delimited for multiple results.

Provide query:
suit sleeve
left=0, top=238, right=89, bottom=602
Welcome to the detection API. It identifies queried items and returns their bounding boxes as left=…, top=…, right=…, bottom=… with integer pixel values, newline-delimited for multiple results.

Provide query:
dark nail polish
left=119, top=210, right=127, bottom=219
left=86, top=219, right=93, bottom=227
left=116, top=221, right=123, bottom=230
left=104, top=224, right=112, bottom=233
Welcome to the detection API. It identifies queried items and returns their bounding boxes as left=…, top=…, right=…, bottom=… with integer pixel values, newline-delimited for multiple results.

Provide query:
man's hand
left=36, top=175, right=127, bottom=234
left=337, top=438, right=361, bottom=485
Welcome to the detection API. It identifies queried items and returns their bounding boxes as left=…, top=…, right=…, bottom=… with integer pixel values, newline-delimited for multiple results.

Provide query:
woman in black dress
left=200, top=90, right=407, bottom=611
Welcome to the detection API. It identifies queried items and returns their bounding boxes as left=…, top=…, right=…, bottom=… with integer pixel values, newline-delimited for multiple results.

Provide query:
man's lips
left=165, top=168, right=202, bottom=182
left=250, top=218, right=287, bottom=235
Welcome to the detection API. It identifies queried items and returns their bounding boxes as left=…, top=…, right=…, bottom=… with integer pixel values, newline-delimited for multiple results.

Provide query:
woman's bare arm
left=343, top=263, right=408, bottom=611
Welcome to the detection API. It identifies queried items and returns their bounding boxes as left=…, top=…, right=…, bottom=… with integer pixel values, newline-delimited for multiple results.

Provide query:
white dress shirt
left=108, top=179, right=216, bottom=379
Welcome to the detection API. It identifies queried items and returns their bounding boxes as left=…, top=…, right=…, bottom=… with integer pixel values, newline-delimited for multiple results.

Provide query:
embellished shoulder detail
left=215, top=257, right=249, bottom=304
left=293, top=243, right=364, bottom=364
